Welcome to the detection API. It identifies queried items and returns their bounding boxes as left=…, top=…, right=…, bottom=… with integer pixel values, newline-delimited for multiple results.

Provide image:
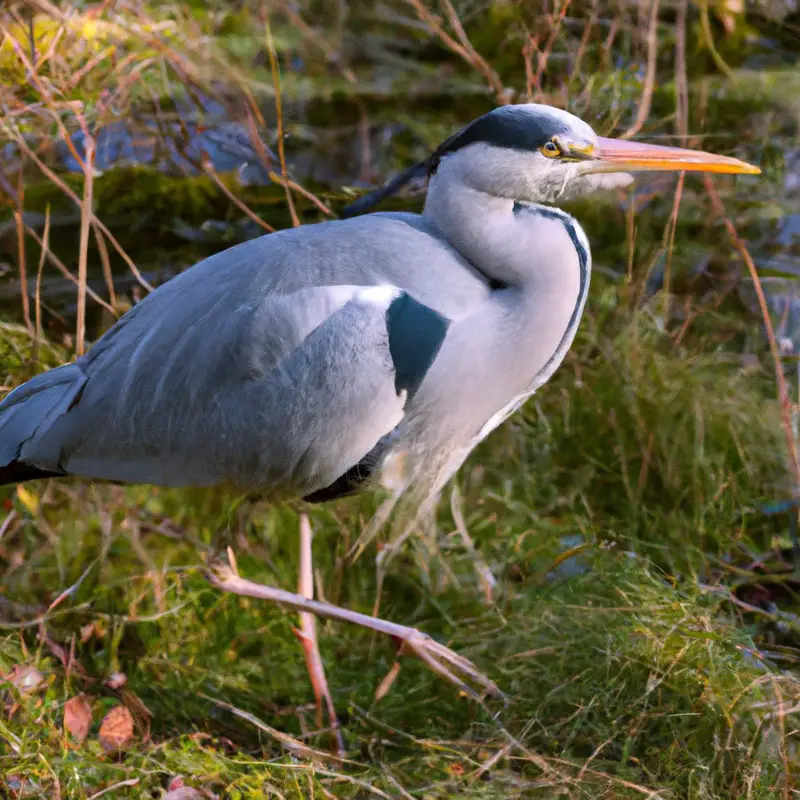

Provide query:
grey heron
left=0, top=104, right=759, bottom=712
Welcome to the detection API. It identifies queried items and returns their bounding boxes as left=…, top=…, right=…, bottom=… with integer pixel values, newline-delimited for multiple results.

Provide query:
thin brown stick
left=441, top=0, right=506, bottom=100
left=534, top=0, right=573, bottom=100
left=205, top=696, right=347, bottom=765
left=75, top=122, right=94, bottom=357
left=22, top=222, right=116, bottom=315
left=9, top=130, right=153, bottom=292
left=450, top=486, right=495, bottom=604
left=570, top=2, right=598, bottom=81
left=204, top=164, right=275, bottom=233
left=522, top=35, right=538, bottom=101
left=675, top=0, right=689, bottom=141
left=68, top=44, right=116, bottom=89
left=620, top=0, right=660, bottom=139
left=33, top=205, right=50, bottom=364
left=270, top=172, right=333, bottom=217
left=93, top=225, right=116, bottom=310
left=771, top=678, right=792, bottom=799
left=704, top=176, right=800, bottom=492
left=263, top=9, right=299, bottom=227
left=271, top=0, right=356, bottom=85
left=14, top=168, right=33, bottom=334
left=662, top=172, right=685, bottom=322
left=405, top=0, right=505, bottom=102
left=295, top=514, right=345, bottom=755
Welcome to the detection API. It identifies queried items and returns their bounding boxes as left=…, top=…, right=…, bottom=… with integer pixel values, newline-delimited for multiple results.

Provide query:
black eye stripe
left=428, top=106, right=572, bottom=174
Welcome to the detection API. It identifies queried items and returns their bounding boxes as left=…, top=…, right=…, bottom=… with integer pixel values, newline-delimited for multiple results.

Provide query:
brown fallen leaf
left=98, top=704, right=134, bottom=752
left=64, top=694, right=93, bottom=744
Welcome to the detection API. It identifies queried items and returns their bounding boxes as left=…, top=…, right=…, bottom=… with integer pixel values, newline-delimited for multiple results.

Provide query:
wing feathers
left=0, top=282, right=452, bottom=498
left=0, top=364, right=87, bottom=468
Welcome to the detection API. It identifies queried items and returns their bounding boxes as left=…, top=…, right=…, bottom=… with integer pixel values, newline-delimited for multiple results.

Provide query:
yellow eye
left=541, top=140, right=560, bottom=158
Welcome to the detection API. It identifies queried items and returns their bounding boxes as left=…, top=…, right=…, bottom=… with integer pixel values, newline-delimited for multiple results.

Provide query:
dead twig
left=263, top=7, right=299, bottom=227
left=294, top=514, right=345, bottom=755
left=621, top=0, right=660, bottom=139
left=704, top=177, right=800, bottom=493
left=74, top=112, right=94, bottom=356
left=405, top=0, right=506, bottom=103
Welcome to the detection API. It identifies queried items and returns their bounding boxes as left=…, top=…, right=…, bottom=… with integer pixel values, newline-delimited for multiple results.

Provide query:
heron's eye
left=541, top=140, right=560, bottom=158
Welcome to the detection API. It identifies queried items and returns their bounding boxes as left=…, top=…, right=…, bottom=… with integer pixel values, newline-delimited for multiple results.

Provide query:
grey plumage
left=0, top=103, right=759, bottom=512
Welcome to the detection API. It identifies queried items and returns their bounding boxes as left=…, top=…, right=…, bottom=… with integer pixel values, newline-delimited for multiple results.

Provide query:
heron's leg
left=293, top=514, right=345, bottom=755
left=205, top=557, right=502, bottom=702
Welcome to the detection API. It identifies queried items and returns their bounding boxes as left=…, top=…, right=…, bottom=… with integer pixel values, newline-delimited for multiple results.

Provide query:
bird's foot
left=204, top=559, right=502, bottom=702
left=385, top=628, right=503, bottom=702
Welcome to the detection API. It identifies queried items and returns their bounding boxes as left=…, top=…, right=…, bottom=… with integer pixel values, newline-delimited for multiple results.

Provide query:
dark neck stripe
left=511, top=201, right=591, bottom=390
left=512, top=201, right=589, bottom=279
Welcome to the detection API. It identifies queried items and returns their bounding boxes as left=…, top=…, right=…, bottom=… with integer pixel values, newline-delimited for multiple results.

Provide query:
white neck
left=422, top=157, right=591, bottom=294
left=394, top=155, right=595, bottom=490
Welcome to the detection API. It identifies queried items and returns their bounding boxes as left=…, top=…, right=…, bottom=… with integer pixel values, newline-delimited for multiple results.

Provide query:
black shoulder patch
left=386, top=292, right=449, bottom=397
left=430, top=106, right=570, bottom=173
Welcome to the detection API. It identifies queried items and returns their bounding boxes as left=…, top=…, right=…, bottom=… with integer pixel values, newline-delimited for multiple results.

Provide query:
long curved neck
left=421, top=158, right=590, bottom=292
left=418, top=156, right=592, bottom=416
left=423, top=167, right=522, bottom=286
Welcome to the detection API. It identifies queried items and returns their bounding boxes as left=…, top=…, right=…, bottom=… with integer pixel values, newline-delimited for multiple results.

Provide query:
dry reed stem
left=699, top=0, right=734, bottom=80
left=621, top=0, right=659, bottom=139
left=13, top=169, right=33, bottom=334
left=703, top=176, right=800, bottom=493
left=405, top=0, right=505, bottom=102
left=271, top=0, right=356, bottom=85
left=263, top=9, right=299, bottom=227
left=93, top=225, right=116, bottom=310
left=675, top=0, right=689, bottom=141
left=203, top=164, right=275, bottom=233
left=204, top=696, right=347, bottom=765
left=295, top=514, right=345, bottom=755
left=22, top=222, right=115, bottom=315
left=533, top=0, right=573, bottom=101
left=771, top=678, right=792, bottom=799
left=74, top=115, right=94, bottom=357
left=570, top=2, right=598, bottom=82
left=33, top=205, right=50, bottom=363
left=10, top=131, right=153, bottom=292
left=662, top=172, right=685, bottom=321
left=523, top=35, right=537, bottom=101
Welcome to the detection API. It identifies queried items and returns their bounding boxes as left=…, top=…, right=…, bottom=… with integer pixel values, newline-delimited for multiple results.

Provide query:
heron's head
left=428, top=104, right=760, bottom=204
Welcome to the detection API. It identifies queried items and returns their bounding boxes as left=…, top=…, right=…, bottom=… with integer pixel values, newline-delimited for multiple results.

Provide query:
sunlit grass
left=1, top=300, right=797, bottom=797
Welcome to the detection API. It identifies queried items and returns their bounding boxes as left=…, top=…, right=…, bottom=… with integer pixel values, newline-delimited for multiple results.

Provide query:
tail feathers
left=0, top=363, right=87, bottom=472
left=0, top=460, right=64, bottom=486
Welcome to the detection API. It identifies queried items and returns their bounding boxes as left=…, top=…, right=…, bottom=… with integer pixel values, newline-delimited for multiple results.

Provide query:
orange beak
left=589, top=137, right=761, bottom=175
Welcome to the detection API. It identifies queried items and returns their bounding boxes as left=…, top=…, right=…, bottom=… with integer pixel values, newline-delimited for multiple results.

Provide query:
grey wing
left=3, top=284, right=444, bottom=497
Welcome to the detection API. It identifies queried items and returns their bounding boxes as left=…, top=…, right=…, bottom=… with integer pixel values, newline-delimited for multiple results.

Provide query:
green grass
left=2, top=302, right=798, bottom=798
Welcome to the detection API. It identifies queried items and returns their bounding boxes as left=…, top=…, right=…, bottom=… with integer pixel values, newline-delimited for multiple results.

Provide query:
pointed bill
left=591, top=137, right=761, bottom=175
